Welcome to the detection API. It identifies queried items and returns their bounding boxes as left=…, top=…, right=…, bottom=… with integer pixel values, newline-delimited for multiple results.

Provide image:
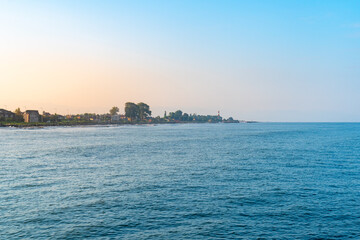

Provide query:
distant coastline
left=0, top=102, right=249, bottom=128
left=0, top=121, right=256, bottom=128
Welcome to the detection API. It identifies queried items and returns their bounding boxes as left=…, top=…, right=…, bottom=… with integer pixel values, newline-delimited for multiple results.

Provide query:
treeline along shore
left=0, top=102, right=245, bottom=127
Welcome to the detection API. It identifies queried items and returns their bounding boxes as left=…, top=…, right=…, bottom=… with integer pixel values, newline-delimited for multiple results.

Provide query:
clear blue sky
left=0, top=0, right=359, bottom=121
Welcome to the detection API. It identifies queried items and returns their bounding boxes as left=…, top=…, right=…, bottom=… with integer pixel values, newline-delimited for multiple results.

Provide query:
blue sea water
left=1, top=123, right=360, bottom=239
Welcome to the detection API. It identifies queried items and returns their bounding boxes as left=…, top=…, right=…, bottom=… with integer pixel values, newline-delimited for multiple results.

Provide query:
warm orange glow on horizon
left=1, top=1, right=359, bottom=121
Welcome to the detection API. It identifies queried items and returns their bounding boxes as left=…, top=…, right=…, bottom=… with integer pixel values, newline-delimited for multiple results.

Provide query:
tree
left=109, top=106, right=119, bottom=115
left=14, top=108, right=22, bottom=115
left=168, top=112, right=175, bottom=119
left=14, top=107, right=24, bottom=122
left=137, top=102, right=151, bottom=120
left=125, top=102, right=139, bottom=121
left=174, top=110, right=183, bottom=120
left=182, top=113, right=189, bottom=121
left=50, top=113, right=59, bottom=123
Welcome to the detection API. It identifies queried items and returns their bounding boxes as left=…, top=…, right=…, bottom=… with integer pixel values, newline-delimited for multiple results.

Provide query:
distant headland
left=0, top=102, right=253, bottom=127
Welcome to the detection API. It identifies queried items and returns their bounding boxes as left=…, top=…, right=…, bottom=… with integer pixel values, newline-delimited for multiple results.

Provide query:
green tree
left=137, top=102, right=151, bottom=120
left=125, top=102, right=139, bottom=121
left=168, top=112, right=175, bottom=120
left=50, top=113, right=59, bottom=123
left=182, top=113, right=189, bottom=121
left=174, top=110, right=183, bottom=120
left=109, top=106, right=119, bottom=115
left=14, top=107, right=24, bottom=122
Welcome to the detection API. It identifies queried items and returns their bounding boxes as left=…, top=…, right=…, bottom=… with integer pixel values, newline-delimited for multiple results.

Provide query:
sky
left=0, top=0, right=359, bottom=121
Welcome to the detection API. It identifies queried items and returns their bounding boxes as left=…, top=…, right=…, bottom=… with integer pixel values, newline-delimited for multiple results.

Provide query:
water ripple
left=1, top=123, right=360, bottom=239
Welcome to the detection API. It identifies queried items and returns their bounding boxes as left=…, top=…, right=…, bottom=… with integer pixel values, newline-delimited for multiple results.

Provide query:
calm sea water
left=1, top=123, right=360, bottom=239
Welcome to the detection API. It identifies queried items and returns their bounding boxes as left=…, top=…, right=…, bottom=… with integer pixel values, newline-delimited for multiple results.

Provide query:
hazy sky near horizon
left=1, top=0, right=359, bottom=121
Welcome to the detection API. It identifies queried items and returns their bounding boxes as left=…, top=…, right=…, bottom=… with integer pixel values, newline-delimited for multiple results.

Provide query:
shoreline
left=0, top=121, right=245, bottom=128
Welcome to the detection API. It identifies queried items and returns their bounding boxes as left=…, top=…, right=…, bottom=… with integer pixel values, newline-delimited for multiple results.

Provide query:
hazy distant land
left=0, top=102, right=246, bottom=127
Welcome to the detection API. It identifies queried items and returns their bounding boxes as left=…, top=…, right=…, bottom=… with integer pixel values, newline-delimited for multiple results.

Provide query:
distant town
left=0, top=102, right=246, bottom=127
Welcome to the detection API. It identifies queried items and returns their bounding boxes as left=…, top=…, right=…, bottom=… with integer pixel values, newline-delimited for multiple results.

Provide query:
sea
left=1, top=123, right=360, bottom=239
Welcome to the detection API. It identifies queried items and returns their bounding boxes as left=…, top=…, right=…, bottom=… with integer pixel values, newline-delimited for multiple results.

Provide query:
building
left=24, top=110, right=40, bottom=123
left=0, top=109, right=15, bottom=120
left=111, top=114, right=126, bottom=123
